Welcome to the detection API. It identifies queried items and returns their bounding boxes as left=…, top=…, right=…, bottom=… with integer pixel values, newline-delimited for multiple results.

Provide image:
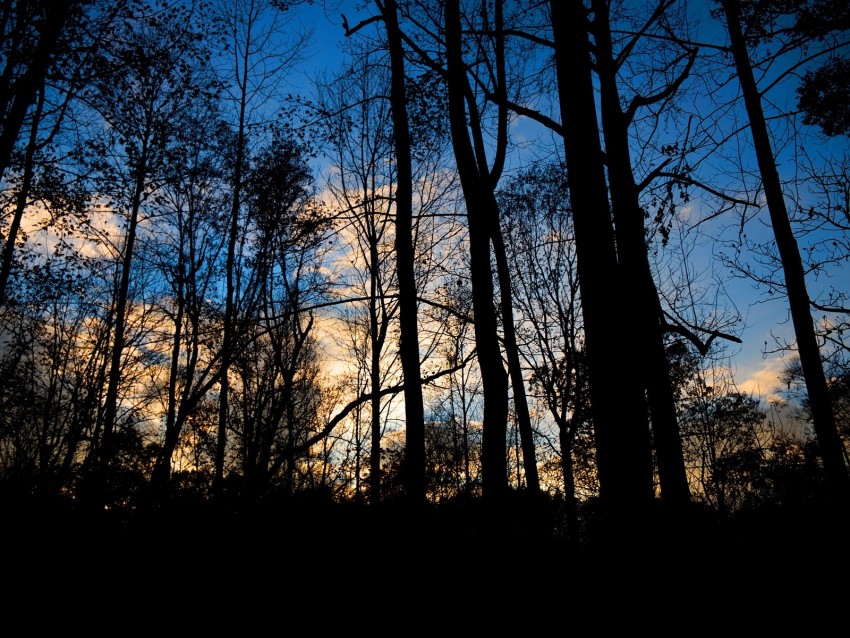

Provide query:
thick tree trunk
left=721, top=0, right=849, bottom=497
left=591, top=0, right=691, bottom=508
left=381, top=0, right=427, bottom=505
left=549, top=0, right=654, bottom=517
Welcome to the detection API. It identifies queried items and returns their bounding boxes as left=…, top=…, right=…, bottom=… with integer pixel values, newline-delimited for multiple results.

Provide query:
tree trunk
left=369, top=236, right=383, bottom=504
left=721, top=0, right=849, bottom=497
left=490, top=210, right=540, bottom=493
left=558, top=419, right=579, bottom=541
left=148, top=275, right=186, bottom=503
left=215, top=51, right=250, bottom=499
left=549, top=0, right=654, bottom=518
left=445, top=0, right=509, bottom=500
left=591, top=0, right=691, bottom=508
left=486, top=0, right=540, bottom=494
left=96, top=147, right=148, bottom=508
left=0, top=80, right=43, bottom=304
left=381, top=0, right=427, bottom=505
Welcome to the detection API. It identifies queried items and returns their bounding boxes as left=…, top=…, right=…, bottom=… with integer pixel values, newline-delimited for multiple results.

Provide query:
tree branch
left=290, top=350, right=477, bottom=455
left=625, top=47, right=698, bottom=125
left=342, top=13, right=383, bottom=37
left=811, top=301, right=850, bottom=314
left=662, top=311, right=742, bottom=355
left=483, top=90, right=564, bottom=135
left=640, top=170, right=757, bottom=207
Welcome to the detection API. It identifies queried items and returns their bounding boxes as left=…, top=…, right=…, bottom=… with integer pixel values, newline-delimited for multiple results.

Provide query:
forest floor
left=3, top=494, right=848, bottom=628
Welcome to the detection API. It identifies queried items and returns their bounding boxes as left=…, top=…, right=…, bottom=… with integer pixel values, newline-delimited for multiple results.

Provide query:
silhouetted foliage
left=797, top=57, right=850, bottom=137
left=1, top=0, right=849, bottom=575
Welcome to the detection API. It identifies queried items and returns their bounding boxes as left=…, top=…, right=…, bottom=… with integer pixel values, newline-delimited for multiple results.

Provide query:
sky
left=283, top=0, right=849, bottom=407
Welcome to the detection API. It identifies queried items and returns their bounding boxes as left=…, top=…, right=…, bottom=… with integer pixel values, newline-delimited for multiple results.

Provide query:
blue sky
left=285, top=0, right=849, bottom=406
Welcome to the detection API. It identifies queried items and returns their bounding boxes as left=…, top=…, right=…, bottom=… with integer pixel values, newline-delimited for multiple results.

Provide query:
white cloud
left=735, top=356, right=787, bottom=404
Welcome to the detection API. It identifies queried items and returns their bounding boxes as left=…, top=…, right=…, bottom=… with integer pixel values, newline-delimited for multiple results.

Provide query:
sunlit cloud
left=735, top=356, right=787, bottom=404
left=22, top=197, right=126, bottom=261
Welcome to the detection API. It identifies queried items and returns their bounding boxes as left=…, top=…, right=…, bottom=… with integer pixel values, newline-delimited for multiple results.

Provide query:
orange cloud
left=736, top=357, right=787, bottom=404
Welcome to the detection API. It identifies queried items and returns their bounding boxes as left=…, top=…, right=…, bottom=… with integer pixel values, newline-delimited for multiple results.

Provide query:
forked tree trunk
left=549, top=0, right=655, bottom=517
left=487, top=0, right=540, bottom=494
left=446, top=0, right=509, bottom=500
left=591, top=0, right=691, bottom=508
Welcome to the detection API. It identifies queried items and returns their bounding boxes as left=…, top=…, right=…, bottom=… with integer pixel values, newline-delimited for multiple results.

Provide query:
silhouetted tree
left=781, top=355, right=850, bottom=464
left=0, top=0, right=124, bottom=306
left=213, top=0, right=309, bottom=498
left=444, top=0, right=510, bottom=500
left=793, top=0, right=850, bottom=137
left=146, top=102, right=228, bottom=504
left=591, top=0, right=694, bottom=508
left=82, top=2, right=217, bottom=507
left=717, top=0, right=849, bottom=497
left=314, top=51, right=399, bottom=504
left=549, top=0, right=655, bottom=521
left=798, top=57, right=850, bottom=137
left=0, top=0, right=79, bottom=184
left=233, top=133, right=330, bottom=500
left=379, top=0, right=427, bottom=505
left=500, top=161, right=590, bottom=536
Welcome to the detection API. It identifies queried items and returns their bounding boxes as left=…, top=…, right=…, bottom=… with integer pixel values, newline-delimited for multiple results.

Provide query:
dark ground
left=3, top=494, right=847, bottom=629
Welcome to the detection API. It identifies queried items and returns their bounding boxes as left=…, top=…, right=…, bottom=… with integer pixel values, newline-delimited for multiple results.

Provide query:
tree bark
left=549, top=0, right=655, bottom=517
left=591, top=0, right=691, bottom=508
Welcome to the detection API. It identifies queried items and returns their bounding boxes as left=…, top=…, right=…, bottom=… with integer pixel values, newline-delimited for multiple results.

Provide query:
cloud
left=736, top=356, right=787, bottom=404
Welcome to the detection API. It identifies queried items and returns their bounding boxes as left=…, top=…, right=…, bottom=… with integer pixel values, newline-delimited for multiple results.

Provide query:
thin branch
left=342, top=13, right=383, bottom=37
left=613, top=0, right=676, bottom=71
left=625, top=47, right=698, bottom=125
left=642, top=171, right=757, bottom=208
left=291, top=350, right=477, bottom=455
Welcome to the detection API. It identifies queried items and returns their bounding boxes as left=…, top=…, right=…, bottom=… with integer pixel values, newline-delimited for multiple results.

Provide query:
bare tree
left=500, top=161, right=590, bottom=536
left=717, top=0, right=849, bottom=496
left=213, top=0, right=309, bottom=496
left=81, top=3, right=217, bottom=507
left=314, top=48, right=401, bottom=504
